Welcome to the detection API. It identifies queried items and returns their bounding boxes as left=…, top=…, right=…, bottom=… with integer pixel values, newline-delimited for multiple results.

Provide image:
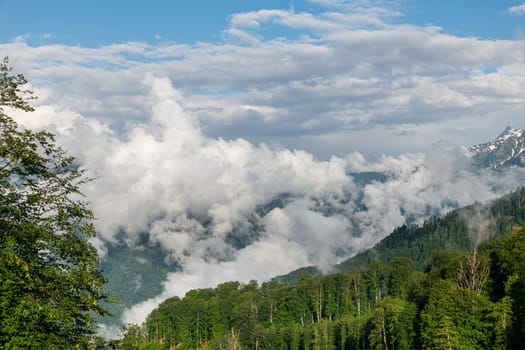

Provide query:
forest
left=114, top=188, right=525, bottom=350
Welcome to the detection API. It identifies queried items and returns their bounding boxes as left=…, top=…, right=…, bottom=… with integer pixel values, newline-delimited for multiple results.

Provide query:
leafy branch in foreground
left=0, top=57, right=108, bottom=349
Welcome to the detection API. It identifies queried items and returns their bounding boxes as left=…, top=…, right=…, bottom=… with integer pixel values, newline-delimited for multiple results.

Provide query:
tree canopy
left=118, top=188, right=525, bottom=350
left=0, top=57, right=108, bottom=349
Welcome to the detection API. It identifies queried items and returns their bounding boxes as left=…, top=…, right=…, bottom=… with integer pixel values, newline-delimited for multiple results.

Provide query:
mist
left=11, top=75, right=525, bottom=326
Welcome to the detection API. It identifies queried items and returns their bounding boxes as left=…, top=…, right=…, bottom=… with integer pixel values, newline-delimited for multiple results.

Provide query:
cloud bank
left=15, top=76, right=525, bottom=325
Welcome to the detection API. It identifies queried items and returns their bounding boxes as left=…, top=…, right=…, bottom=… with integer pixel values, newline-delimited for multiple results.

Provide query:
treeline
left=338, top=186, right=525, bottom=272
left=113, top=188, right=525, bottom=350
left=277, top=187, right=525, bottom=284
left=117, top=231, right=525, bottom=349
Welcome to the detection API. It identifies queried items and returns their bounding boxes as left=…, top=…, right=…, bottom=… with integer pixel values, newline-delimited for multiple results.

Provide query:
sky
left=2, top=0, right=525, bottom=330
left=0, top=0, right=525, bottom=158
left=0, top=1, right=524, bottom=45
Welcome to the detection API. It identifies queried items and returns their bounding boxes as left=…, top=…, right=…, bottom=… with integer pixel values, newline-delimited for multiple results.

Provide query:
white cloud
left=229, top=9, right=343, bottom=33
left=50, top=77, right=518, bottom=326
left=15, top=76, right=350, bottom=246
left=509, top=3, right=525, bottom=15
left=11, top=68, right=525, bottom=327
left=2, top=8, right=525, bottom=157
left=122, top=235, right=311, bottom=325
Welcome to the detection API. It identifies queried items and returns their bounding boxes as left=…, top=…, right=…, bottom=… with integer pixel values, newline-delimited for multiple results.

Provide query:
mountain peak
left=469, top=127, right=525, bottom=169
left=497, top=126, right=523, bottom=141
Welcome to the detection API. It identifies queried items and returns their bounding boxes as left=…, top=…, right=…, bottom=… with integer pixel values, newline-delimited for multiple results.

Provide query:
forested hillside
left=276, top=187, right=525, bottom=285
left=114, top=188, right=525, bottom=350
left=98, top=236, right=179, bottom=327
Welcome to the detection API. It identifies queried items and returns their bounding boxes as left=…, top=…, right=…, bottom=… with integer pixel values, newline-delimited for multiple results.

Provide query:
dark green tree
left=421, top=279, right=493, bottom=349
left=0, top=57, right=108, bottom=349
left=489, top=229, right=525, bottom=347
left=386, top=257, right=414, bottom=298
left=119, top=324, right=145, bottom=350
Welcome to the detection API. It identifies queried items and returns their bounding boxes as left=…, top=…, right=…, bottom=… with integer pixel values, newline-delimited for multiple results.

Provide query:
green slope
left=118, top=227, right=525, bottom=350
left=275, top=187, right=525, bottom=285
left=98, top=237, right=180, bottom=325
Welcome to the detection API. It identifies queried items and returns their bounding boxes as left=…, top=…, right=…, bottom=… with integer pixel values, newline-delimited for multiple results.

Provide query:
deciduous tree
left=0, top=57, right=108, bottom=349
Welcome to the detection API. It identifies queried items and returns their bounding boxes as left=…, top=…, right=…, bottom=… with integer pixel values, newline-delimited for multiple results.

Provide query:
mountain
left=98, top=236, right=179, bottom=325
left=337, top=187, right=525, bottom=270
left=98, top=194, right=298, bottom=326
left=274, top=187, right=525, bottom=285
left=469, top=126, right=525, bottom=169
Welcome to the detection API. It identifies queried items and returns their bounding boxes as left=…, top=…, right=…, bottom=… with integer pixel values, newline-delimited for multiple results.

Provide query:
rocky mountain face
left=469, top=126, right=525, bottom=169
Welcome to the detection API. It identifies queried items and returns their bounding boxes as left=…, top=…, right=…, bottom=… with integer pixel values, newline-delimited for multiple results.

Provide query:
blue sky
left=1, top=0, right=524, bottom=46
left=0, top=0, right=292, bottom=45
left=1, top=0, right=525, bottom=159
left=402, top=1, right=525, bottom=40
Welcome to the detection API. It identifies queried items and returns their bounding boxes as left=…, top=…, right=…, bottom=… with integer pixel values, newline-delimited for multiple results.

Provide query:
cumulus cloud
left=13, top=75, right=350, bottom=246
left=509, top=3, right=525, bottom=15
left=11, top=70, right=525, bottom=326
left=2, top=1, right=525, bottom=158
left=83, top=78, right=523, bottom=325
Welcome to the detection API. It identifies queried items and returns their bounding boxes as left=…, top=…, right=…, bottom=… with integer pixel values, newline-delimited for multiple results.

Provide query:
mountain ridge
left=117, top=187, right=525, bottom=349
left=274, top=187, right=525, bottom=284
left=468, top=126, right=525, bottom=169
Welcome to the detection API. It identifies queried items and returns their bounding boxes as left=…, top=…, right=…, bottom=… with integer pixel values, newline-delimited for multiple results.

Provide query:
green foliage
left=420, top=279, right=494, bottom=349
left=98, top=239, right=175, bottom=326
left=0, top=57, right=35, bottom=112
left=117, top=190, right=525, bottom=350
left=367, top=296, right=417, bottom=350
left=486, top=229, right=525, bottom=348
left=0, top=57, right=108, bottom=348
left=335, top=189, right=525, bottom=275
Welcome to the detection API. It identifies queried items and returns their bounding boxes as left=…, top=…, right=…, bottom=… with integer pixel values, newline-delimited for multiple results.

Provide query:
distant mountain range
left=469, top=126, right=525, bottom=169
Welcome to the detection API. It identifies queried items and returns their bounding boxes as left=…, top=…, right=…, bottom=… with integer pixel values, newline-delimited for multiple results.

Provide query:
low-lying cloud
left=12, top=76, right=525, bottom=326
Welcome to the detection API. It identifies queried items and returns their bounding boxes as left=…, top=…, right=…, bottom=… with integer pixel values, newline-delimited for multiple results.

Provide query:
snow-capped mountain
left=468, top=126, right=525, bottom=169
